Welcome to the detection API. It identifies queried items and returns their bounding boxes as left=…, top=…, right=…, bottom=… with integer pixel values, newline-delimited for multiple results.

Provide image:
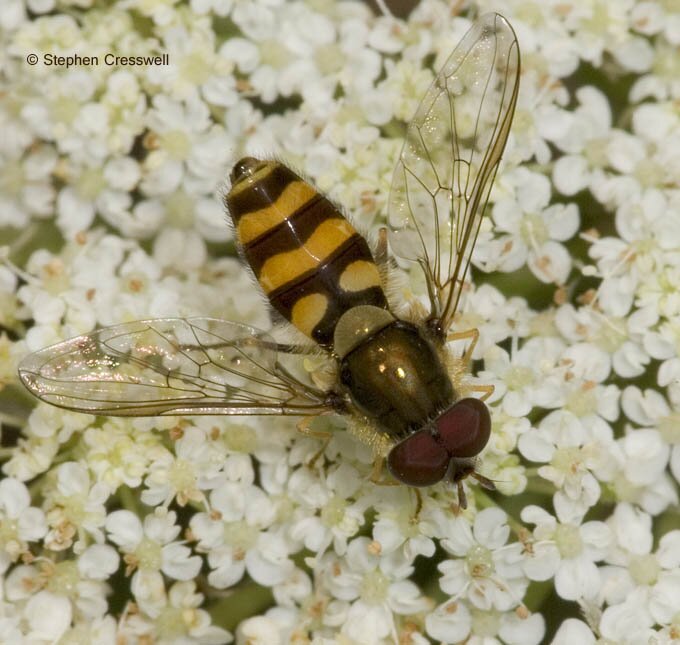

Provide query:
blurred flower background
left=1, top=0, right=680, bottom=643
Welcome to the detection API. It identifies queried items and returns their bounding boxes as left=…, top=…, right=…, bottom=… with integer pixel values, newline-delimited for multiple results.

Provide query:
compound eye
left=387, top=429, right=449, bottom=487
left=436, top=398, right=491, bottom=458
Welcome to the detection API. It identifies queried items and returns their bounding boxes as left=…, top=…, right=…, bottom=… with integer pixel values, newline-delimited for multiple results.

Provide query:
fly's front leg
left=447, top=327, right=480, bottom=365
left=468, top=383, right=494, bottom=402
left=411, top=488, right=423, bottom=521
left=448, top=328, right=494, bottom=401
left=369, top=456, right=399, bottom=486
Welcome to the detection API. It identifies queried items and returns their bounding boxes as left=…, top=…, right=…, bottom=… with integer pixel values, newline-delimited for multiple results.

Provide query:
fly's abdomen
left=226, top=157, right=388, bottom=346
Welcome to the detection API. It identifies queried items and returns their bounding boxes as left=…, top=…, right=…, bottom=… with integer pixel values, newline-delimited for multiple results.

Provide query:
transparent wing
left=18, top=318, right=331, bottom=416
left=389, top=13, right=520, bottom=333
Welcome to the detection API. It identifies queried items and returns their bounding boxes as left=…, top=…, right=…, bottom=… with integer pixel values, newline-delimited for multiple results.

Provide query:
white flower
left=433, top=507, right=528, bottom=612
left=147, top=24, right=234, bottom=103
left=23, top=590, right=72, bottom=643
left=550, top=86, right=612, bottom=192
left=521, top=503, right=612, bottom=601
left=142, top=425, right=226, bottom=507
left=630, top=34, right=680, bottom=101
left=53, top=616, right=117, bottom=645
left=0, top=0, right=27, bottom=30
left=0, top=143, right=56, bottom=228
left=621, top=386, right=680, bottom=490
left=485, top=167, right=580, bottom=284
left=42, top=461, right=110, bottom=551
left=82, top=419, right=161, bottom=490
left=78, top=544, right=120, bottom=580
left=237, top=608, right=298, bottom=645
left=425, top=600, right=472, bottom=644
left=607, top=427, right=676, bottom=515
left=1, top=433, right=59, bottom=483
left=141, top=93, right=231, bottom=199
left=288, top=462, right=366, bottom=557
left=456, top=285, right=534, bottom=360
left=371, top=487, right=435, bottom=561
left=319, top=536, right=431, bottom=643
left=599, top=503, right=680, bottom=634
left=119, top=580, right=232, bottom=644
left=98, top=70, right=146, bottom=155
left=190, top=479, right=292, bottom=588
left=5, top=550, right=115, bottom=633
left=427, top=602, right=545, bottom=645
left=152, top=227, right=209, bottom=274
left=556, top=0, right=634, bottom=67
left=518, top=399, right=619, bottom=517
left=598, top=595, right=658, bottom=644
left=54, top=156, right=144, bottom=240
left=554, top=304, right=653, bottom=378
left=482, top=338, right=566, bottom=417
left=551, top=618, right=596, bottom=645
left=4, top=1, right=680, bottom=642
left=106, top=507, right=202, bottom=615
left=380, top=58, right=433, bottom=123
left=0, top=478, right=47, bottom=568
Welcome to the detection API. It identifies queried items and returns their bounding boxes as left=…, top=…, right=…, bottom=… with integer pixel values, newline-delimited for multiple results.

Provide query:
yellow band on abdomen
left=237, top=181, right=317, bottom=245
left=258, top=218, right=356, bottom=293
left=339, top=260, right=382, bottom=293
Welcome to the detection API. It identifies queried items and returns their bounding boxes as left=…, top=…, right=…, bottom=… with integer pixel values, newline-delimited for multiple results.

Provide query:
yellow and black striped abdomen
left=226, top=157, right=388, bottom=346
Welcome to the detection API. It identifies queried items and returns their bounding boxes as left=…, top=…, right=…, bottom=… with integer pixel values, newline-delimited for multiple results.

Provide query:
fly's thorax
left=339, top=319, right=455, bottom=438
left=226, top=157, right=388, bottom=347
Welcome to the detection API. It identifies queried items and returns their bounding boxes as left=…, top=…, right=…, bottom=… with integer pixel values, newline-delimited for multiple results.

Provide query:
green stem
left=118, top=485, right=146, bottom=515
left=208, top=579, right=275, bottom=631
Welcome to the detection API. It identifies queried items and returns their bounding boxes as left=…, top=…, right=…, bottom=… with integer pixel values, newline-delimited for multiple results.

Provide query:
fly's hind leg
left=243, top=337, right=318, bottom=356
left=375, top=227, right=389, bottom=269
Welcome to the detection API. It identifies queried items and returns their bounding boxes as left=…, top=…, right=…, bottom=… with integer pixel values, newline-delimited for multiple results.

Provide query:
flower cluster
left=1, top=0, right=679, bottom=643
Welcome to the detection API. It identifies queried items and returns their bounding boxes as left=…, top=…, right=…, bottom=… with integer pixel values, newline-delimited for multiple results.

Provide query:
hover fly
left=19, top=14, right=520, bottom=508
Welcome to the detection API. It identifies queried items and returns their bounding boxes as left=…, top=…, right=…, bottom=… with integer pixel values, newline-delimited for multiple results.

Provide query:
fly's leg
left=370, top=456, right=396, bottom=485
left=411, top=488, right=423, bottom=521
left=452, top=465, right=475, bottom=511
left=448, top=328, right=494, bottom=401
left=447, top=327, right=479, bottom=365
left=375, top=227, right=389, bottom=269
left=468, top=383, right=494, bottom=402
left=181, top=335, right=318, bottom=357
left=297, top=416, right=332, bottom=468
left=242, top=337, right=318, bottom=355
left=456, top=480, right=468, bottom=511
